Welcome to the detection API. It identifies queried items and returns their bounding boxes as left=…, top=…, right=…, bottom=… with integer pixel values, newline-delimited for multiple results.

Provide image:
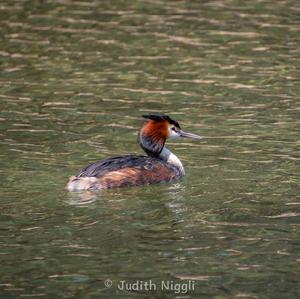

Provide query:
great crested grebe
left=67, top=114, right=202, bottom=191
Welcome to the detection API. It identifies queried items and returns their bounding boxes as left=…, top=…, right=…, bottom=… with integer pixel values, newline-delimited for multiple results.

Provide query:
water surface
left=0, top=0, right=299, bottom=298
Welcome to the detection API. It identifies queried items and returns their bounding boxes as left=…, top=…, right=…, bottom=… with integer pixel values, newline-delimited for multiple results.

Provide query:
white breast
left=159, top=147, right=185, bottom=175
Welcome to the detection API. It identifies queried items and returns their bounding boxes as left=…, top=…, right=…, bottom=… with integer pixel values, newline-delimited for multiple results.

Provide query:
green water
left=0, top=0, right=299, bottom=298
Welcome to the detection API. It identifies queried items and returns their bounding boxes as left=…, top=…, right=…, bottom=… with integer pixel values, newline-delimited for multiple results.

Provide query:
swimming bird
left=66, top=114, right=202, bottom=191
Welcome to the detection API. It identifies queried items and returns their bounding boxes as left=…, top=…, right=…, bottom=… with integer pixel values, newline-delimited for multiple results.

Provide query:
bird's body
left=66, top=115, right=202, bottom=191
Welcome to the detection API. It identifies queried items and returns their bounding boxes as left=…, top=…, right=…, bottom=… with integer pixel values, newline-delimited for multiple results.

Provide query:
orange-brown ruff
left=67, top=115, right=202, bottom=191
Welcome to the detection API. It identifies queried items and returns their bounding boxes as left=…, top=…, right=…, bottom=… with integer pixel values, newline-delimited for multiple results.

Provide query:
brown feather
left=141, top=120, right=169, bottom=144
left=98, top=163, right=181, bottom=189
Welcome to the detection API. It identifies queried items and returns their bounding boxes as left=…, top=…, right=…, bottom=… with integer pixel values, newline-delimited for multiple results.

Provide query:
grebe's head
left=138, top=114, right=202, bottom=157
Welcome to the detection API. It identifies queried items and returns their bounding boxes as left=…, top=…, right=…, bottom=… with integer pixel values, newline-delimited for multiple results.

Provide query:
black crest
left=142, top=114, right=181, bottom=129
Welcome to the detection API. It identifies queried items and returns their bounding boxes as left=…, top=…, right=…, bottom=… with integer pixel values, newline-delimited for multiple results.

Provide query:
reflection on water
left=0, top=0, right=299, bottom=298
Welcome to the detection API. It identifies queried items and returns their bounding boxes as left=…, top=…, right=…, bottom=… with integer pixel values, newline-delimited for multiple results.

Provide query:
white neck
left=159, top=147, right=185, bottom=175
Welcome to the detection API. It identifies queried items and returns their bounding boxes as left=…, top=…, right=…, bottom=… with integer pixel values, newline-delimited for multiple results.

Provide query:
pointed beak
left=178, top=130, right=203, bottom=140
